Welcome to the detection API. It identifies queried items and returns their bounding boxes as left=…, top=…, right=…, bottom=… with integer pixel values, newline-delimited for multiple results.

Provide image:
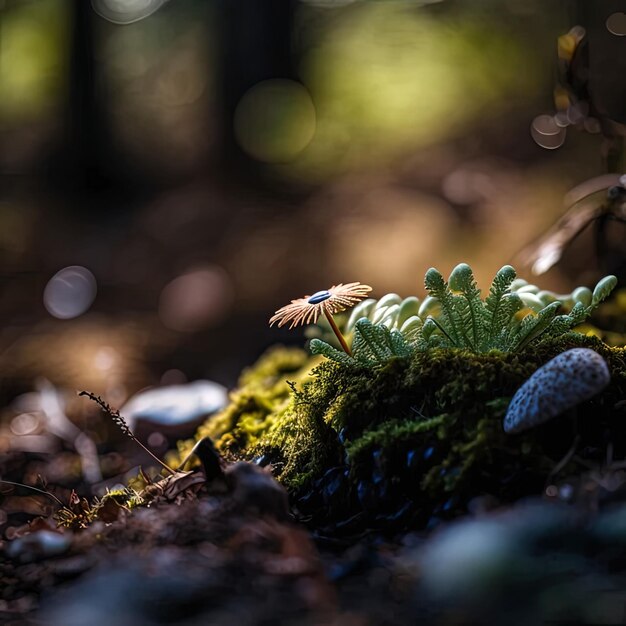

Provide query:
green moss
left=181, top=334, right=626, bottom=523
left=55, top=486, right=145, bottom=529
left=345, top=414, right=450, bottom=460
left=173, top=346, right=340, bottom=487
left=99, top=487, right=144, bottom=509
left=191, top=346, right=312, bottom=452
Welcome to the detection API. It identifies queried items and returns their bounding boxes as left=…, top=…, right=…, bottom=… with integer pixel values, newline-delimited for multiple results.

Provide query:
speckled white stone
left=503, top=348, right=610, bottom=434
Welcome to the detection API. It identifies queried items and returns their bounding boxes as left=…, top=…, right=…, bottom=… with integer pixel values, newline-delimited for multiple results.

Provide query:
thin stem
left=79, top=391, right=176, bottom=476
left=130, top=436, right=176, bottom=475
left=430, top=317, right=454, bottom=344
left=0, top=479, right=64, bottom=507
left=324, top=310, right=352, bottom=356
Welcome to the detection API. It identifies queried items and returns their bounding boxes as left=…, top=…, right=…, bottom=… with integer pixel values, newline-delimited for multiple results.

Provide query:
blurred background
left=0, top=0, right=622, bottom=403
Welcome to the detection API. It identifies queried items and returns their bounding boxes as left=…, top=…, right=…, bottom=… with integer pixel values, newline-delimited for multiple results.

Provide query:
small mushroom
left=503, top=348, right=610, bottom=434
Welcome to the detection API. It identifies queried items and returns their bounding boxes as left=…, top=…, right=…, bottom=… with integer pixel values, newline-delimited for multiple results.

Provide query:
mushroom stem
left=324, top=310, right=352, bottom=356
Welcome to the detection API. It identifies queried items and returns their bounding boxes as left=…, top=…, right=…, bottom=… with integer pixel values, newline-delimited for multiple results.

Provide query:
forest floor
left=5, top=441, right=626, bottom=626
left=0, top=447, right=420, bottom=626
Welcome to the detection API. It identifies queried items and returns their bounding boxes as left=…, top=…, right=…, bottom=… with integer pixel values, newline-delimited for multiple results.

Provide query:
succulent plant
left=309, top=264, right=617, bottom=365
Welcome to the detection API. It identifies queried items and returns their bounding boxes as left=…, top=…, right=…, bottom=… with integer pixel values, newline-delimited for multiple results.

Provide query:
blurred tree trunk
left=576, top=0, right=626, bottom=126
left=62, top=0, right=110, bottom=191
left=216, top=0, right=298, bottom=175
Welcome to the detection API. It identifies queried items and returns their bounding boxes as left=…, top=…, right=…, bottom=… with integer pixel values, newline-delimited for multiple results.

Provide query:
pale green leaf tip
left=592, top=275, right=618, bottom=305
left=448, top=263, right=473, bottom=291
left=497, top=265, right=516, bottom=279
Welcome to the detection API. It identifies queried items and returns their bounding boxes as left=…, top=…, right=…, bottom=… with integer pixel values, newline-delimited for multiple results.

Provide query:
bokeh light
left=43, top=266, right=97, bottom=320
left=10, top=413, right=41, bottom=437
left=160, top=369, right=187, bottom=385
left=158, top=265, right=234, bottom=332
left=91, top=0, right=168, bottom=25
left=326, top=187, right=456, bottom=292
left=298, top=0, right=358, bottom=6
left=234, top=79, right=317, bottom=163
left=287, top=3, right=542, bottom=180
left=0, top=0, right=68, bottom=120
left=606, top=12, right=626, bottom=37
left=530, top=114, right=567, bottom=150
left=93, top=346, right=118, bottom=372
left=99, top=8, right=214, bottom=176
left=442, top=167, right=496, bottom=206
left=299, top=0, right=443, bottom=6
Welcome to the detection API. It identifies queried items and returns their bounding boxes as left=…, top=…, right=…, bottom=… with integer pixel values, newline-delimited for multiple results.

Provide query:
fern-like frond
left=483, top=265, right=516, bottom=346
left=510, top=301, right=560, bottom=351
left=345, top=299, right=377, bottom=333
left=448, top=263, right=485, bottom=350
left=544, top=302, right=587, bottom=338
left=337, top=319, right=415, bottom=367
left=542, top=275, right=617, bottom=339
left=390, top=329, right=413, bottom=357
left=307, top=268, right=617, bottom=362
left=425, top=317, right=453, bottom=346
left=424, top=267, right=462, bottom=347
left=310, top=338, right=354, bottom=366
left=352, top=319, right=395, bottom=363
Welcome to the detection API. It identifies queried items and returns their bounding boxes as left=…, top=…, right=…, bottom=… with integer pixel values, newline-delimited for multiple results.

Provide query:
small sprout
left=269, top=282, right=372, bottom=355
left=54, top=490, right=99, bottom=530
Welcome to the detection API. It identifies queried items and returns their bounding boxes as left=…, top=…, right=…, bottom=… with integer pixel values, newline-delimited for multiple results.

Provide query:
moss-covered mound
left=176, top=335, right=626, bottom=533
